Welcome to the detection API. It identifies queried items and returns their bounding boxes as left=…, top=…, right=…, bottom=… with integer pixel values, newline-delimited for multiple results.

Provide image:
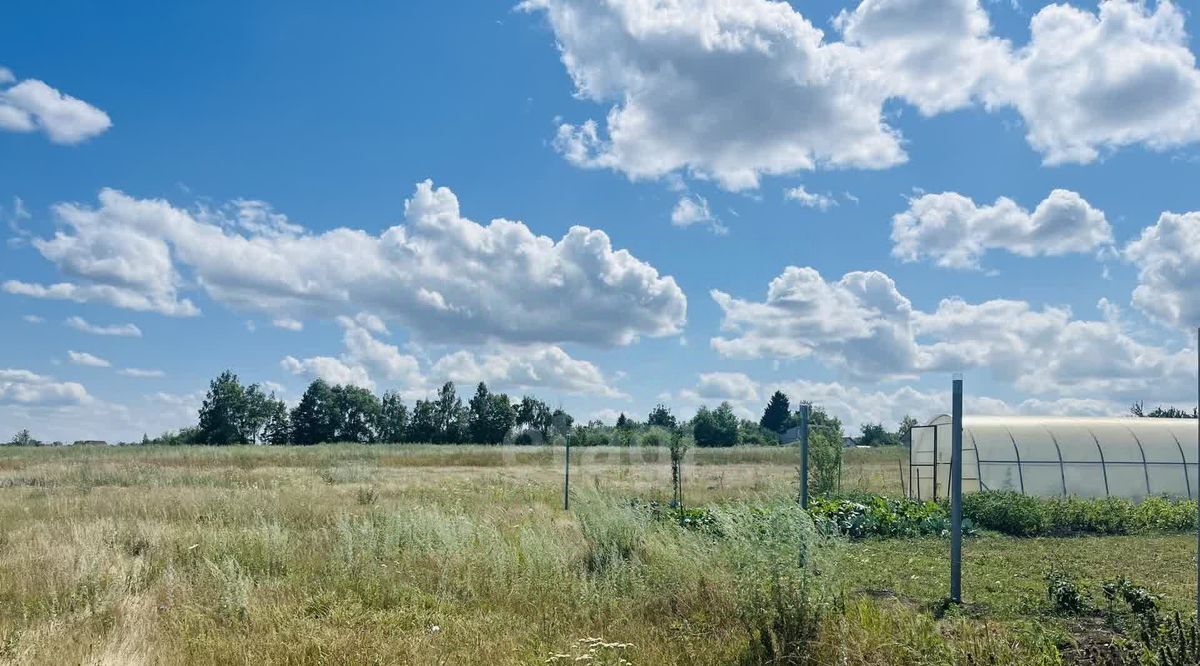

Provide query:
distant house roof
left=842, top=437, right=859, bottom=448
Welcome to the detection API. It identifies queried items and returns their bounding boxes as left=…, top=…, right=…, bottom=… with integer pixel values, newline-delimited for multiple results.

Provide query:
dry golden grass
left=0, top=443, right=1179, bottom=665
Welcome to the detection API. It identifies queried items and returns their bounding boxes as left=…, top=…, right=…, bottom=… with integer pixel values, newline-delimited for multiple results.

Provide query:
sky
left=1, top=0, right=1199, bottom=442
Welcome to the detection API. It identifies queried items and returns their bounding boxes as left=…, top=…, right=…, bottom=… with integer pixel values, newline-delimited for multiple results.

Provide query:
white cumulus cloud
left=712, top=266, right=1196, bottom=404
left=0, top=369, right=90, bottom=406
left=1125, top=210, right=1200, bottom=329
left=7, top=181, right=686, bottom=346
left=0, top=68, right=111, bottom=144
left=525, top=0, right=1200, bottom=188
left=431, top=344, right=625, bottom=398
left=892, top=189, right=1113, bottom=269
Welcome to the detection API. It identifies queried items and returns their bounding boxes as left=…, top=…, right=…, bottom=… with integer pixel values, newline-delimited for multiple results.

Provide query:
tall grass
left=0, top=444, right=1121, bottom=664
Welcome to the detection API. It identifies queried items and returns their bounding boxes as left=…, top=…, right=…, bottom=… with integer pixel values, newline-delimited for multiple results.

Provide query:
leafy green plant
left=1045, top=568, right=1091, bottom=614
left=809, top=493, right=965, bottom=539
left=963, top=491, right=1196, bottom=537
left=961, top=491, right=1046, bottom=536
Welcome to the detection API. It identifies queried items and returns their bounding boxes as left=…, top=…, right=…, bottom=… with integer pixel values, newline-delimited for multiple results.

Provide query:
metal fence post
left=1195, top=327, right=1198, bottom=620
left=950, top=374, right=964, bottom=605
left=563, top=437, right=571, bottom=511
left=800, top=403, right=810, bottom=510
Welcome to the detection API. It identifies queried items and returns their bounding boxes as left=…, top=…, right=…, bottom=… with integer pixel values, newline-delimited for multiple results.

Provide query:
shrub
left=1045, top=568, right=1091, bottom=614
left=963, top=491, right=1196, bottom=537
left=809, top=493, right=956, bottom=539
left=961, top=491, right=1046, bottom=536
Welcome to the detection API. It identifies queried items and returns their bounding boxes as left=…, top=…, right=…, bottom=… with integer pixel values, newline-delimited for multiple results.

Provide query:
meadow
left=0, top=444, right=1192, bottom=664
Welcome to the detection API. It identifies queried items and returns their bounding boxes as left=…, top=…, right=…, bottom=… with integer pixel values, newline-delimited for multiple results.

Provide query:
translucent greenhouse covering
left=908, top=416, right=1199, bottom=501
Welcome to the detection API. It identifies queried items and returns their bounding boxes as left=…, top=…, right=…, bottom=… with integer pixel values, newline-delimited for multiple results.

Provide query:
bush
left=961, top=491, right=1046, bottom=536
left=809, top=493, right=957, bottom=539
left=963, top=491, right=1196, bottom=537
left=1045, top=568, right=1091, bottom=614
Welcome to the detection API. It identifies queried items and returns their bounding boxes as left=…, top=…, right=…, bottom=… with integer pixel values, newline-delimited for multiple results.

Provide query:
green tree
left=8, top=429, right=38, bottom=446
left=646, top=404, right=677, bottom=429
left=263, top=398, right=291, bottom=445
left=407, top=399, right=438, bottom=442
left=432, top=382, right=466, bottom=443
left=515, top=396, right=552, bottom=439
left=333, top=385, right=381, bottom=443
left=239, top=383, right=273, bottom=444
left=198, top=371, right=248, bottom=445
left=1130, top=401, right=1198, bottom=418
left=759, top=390, right=791, bottom=433
left=693, top=402, right=739, bottom=447
left=897, top=414, right=919, bottom=444
left=859, top=422, right=900, bottom=447
left=290, top=379, right=337, bottom=445
left=615, top=413, right=630, bottom=430
left=468, top=383, right=515, bottom=444
left=550, top=407, right=574, bottom=438
left=378, top=391, right=409, bottom=443
left=807, top=407, right=844, bottom=497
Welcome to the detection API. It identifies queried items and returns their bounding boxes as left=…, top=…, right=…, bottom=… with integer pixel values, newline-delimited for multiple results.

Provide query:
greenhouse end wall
left=909, top=416, right=1199, bottom=501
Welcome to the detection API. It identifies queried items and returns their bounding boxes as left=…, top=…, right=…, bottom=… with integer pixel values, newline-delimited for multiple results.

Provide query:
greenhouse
left=909, top=415, right=1199, bottom=501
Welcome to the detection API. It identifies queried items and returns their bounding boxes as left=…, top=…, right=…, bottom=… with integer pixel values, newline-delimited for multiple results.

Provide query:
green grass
left=836, top=534, right=1196, bottom=619
left=0, top=443, right=1187, bottom=664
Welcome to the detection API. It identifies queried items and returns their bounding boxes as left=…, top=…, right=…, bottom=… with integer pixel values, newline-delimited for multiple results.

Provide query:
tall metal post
left=799, top=403, right=810, bottom=509
left=563, top=437, right=571, bottom=510
left=950, top=375, right=964, bottom=604
left=1195, top=327, right=1198, bottom=619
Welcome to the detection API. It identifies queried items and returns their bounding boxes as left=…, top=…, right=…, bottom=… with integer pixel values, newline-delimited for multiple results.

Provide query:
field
left=0, top=444, right=1192, bottom=664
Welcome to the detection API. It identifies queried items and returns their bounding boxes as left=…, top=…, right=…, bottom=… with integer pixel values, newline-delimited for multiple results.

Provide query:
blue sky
left=2, top=0, right=1199, bottom=442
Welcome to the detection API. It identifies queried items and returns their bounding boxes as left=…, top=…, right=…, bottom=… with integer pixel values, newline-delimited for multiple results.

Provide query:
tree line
left=178, top=372, right=852, bottom=448
left=180, top=371, right=573, bottom=446
left=20, top=370, right=1192, bottom=448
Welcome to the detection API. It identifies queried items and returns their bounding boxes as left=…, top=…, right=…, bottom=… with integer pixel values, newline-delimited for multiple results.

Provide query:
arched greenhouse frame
left=908, top=416, right=1199, bottom=501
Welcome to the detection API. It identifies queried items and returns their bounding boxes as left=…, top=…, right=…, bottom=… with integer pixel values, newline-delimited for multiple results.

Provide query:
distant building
left=842, top=437, right=860, bottom=448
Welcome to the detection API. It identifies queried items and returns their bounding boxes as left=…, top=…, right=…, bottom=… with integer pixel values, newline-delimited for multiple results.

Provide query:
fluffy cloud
left=670, top=195, right=725, bottom=234
left=1125, top=211, right=1200, bottom=329
left=272, top=318, right=304, bottom=332
left=0, top=68, right=111, bottom=144
left=431, top=344, right=625, bottom=398
left=281, top=316, right=423, bottom=391
left=65, top=315, right=142, bottom=337
left=525, top=0, right=905, bottom=190
left=712, top=266, right=1196, bottom=403
left=7, top=181, right=686, bottom=346
left=526, top=0, right=1200, bottom=189
left=281, top=355, right=374, bottom=390
left=784, top=186, right=837, bottom=211
left=711, top=267, right=921, bottom=379
left=0, top=369, right=89, bottom=406
left=67, top=350, right=110, bottom=368
left=280, top=315, right=623, bottom=398
left=892, top=189, right=1113, bottom=269
left=666, top=373, right=1132, bottom=431
left=1002, top=0, right=1200, bottom=165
